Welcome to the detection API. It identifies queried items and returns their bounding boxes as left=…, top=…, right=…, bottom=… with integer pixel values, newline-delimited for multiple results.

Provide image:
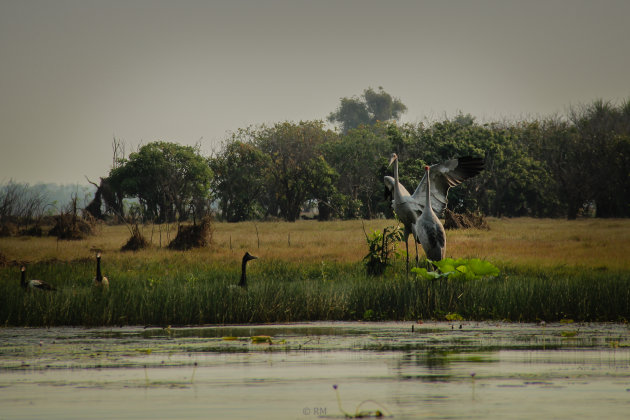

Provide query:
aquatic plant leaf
left=431, top=258, right=457, bottom=273
left=466, top=259, right=500, bottom=276
left=411, top=267, right=442, bottom=280
left=455, top=265, right=476, bottom=280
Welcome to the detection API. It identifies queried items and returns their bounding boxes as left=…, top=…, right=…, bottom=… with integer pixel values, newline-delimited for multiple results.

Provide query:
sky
left=1, top=0, right=629, bottom=185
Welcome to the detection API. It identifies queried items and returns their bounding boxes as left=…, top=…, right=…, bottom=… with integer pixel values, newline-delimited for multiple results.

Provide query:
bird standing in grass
left=93, top=252, right=109, bottom=288
left=384, top=154, right=483, bottom=269
left=238, top=252, right=258, bottom=289
left=20, top=266, right=56, bottom=291
left=386, top=152, right=420, bottom=273
left=416, top=165, right=446, bottom=263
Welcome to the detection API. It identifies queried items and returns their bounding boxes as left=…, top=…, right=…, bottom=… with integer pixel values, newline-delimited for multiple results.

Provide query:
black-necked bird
left=93, top=252, right=109, bottom=288
left=238, top=252, right=258, bottom=289
left=20, top=266, right=56, bottom=291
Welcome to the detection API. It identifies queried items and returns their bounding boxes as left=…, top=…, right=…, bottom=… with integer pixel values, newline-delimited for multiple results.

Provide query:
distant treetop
left=328, top=87, right=407, bottom=133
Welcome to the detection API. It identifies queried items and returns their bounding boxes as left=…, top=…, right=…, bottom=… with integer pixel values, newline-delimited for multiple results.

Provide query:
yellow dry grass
left=1, top=218, right=629, bottom=269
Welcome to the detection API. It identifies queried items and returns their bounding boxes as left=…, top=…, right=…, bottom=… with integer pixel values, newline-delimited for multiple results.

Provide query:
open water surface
left=1, top=322, right=629, bottom=419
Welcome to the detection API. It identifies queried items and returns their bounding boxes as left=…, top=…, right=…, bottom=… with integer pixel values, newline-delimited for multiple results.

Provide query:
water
left=1, top=322, right=629, bottom=419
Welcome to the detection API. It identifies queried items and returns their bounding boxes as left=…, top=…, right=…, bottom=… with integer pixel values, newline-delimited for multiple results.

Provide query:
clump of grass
left=121, top=224, right=149, bottom=252
left=168, top=217, right=213, bottom=250
left=48, top=198, right=96, bottom=240
left=0, top=222, right=18, bottom=237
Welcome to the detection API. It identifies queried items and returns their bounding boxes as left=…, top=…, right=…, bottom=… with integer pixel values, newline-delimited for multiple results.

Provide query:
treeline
left=83, top=98, right=628, bottom=223
left=3, top=98, right=629, bottom=225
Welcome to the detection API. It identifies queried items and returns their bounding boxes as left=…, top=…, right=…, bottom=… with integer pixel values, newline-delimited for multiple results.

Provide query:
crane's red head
left=425, top=165, right=430, bottom=171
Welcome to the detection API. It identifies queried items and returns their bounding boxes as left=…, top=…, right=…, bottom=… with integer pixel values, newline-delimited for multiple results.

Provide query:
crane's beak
left=388, top=155, right=396, bottom=167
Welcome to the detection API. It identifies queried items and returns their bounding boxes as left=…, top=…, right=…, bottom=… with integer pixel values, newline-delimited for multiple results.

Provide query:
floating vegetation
left=331, top=384, right=392, bottom=418
left=445, top=312, right=464, bottom=321
left=251, top=335, right=272, bottom=344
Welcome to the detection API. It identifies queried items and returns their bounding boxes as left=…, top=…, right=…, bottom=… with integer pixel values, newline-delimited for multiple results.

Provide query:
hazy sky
left=1, top=0, right=629, bottom=185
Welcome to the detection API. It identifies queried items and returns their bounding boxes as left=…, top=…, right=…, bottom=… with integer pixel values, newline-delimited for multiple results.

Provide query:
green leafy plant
left=362, top=224, right=404, bottom=276
left=412, top=258, right=499, bottom=280
left=445, top=312, right=464, bottom=321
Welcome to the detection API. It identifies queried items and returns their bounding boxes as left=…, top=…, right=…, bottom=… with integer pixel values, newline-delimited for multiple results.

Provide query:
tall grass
left=2, top=218, right=630, bottom=326
left=1, top=258, right=629, bottom=326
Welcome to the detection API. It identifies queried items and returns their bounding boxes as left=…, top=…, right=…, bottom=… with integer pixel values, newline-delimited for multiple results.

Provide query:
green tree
left=254, top=121, right=338, bottom=221
left=527, top=118, right=583, bottom=219
left=402, top=116, right=554, bottom=217
left=568, top=99, right=630, bottom=217
left=209, top=136, right=269, bottom=222
left=322, top=123, right=395, bottom=218
left=108, top=141, right=212, bottom=222
left=328, top=87, right=407, bottom=133
left=402, top=116, right=489, bottom=214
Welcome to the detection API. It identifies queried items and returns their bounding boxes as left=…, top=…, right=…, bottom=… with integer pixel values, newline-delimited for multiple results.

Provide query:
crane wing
left=410, top=156, right=485, bottom=217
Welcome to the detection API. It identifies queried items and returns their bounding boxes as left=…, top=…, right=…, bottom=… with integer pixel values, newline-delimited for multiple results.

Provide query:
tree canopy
left=107, top=141, right=212, bottom=223
left=328, top=87, right=407, bottom=133
left=75, top=96, right=630, bottom=223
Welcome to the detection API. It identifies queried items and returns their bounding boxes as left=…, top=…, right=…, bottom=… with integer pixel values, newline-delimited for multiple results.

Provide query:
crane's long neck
left=393, top=159, right=403, bottom=199
left=425, top=168, right=432, bottom=209
left=96, top=258, right=102, bottom=281
left=239, top=259, right=248, bottom=288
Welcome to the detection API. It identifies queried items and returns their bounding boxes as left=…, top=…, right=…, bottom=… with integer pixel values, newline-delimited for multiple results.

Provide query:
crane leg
left=405, top=237, right=409, bottom=276
left=415, top=240, right=419, bottom=267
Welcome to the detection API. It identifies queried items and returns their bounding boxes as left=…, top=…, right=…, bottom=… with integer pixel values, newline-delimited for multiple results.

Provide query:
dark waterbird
left=20, top=266, right=56, bottom=291
left=93, top=252, right=109, bottom=288
left=238, top=252, right=258, bottom=289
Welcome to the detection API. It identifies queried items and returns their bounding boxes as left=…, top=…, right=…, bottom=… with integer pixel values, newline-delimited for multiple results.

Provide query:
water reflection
left=1, top=322, right=629, bottom=419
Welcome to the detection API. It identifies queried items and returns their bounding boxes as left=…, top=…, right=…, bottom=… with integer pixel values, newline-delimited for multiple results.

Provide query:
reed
left=1, top=218, right=630, bottom=326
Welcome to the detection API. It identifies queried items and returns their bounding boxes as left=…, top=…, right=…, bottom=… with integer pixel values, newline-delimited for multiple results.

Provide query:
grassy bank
left=1, top=218, right=630, bottom=326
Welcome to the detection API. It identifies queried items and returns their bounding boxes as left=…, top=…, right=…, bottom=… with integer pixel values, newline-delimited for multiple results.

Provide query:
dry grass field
left=2, top=217, right=630, bottom=325
left=1, top=217, right=629, bottom=270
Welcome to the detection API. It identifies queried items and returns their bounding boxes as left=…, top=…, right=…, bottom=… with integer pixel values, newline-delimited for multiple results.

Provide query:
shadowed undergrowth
left=1, top=258, right=629, bottom=326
